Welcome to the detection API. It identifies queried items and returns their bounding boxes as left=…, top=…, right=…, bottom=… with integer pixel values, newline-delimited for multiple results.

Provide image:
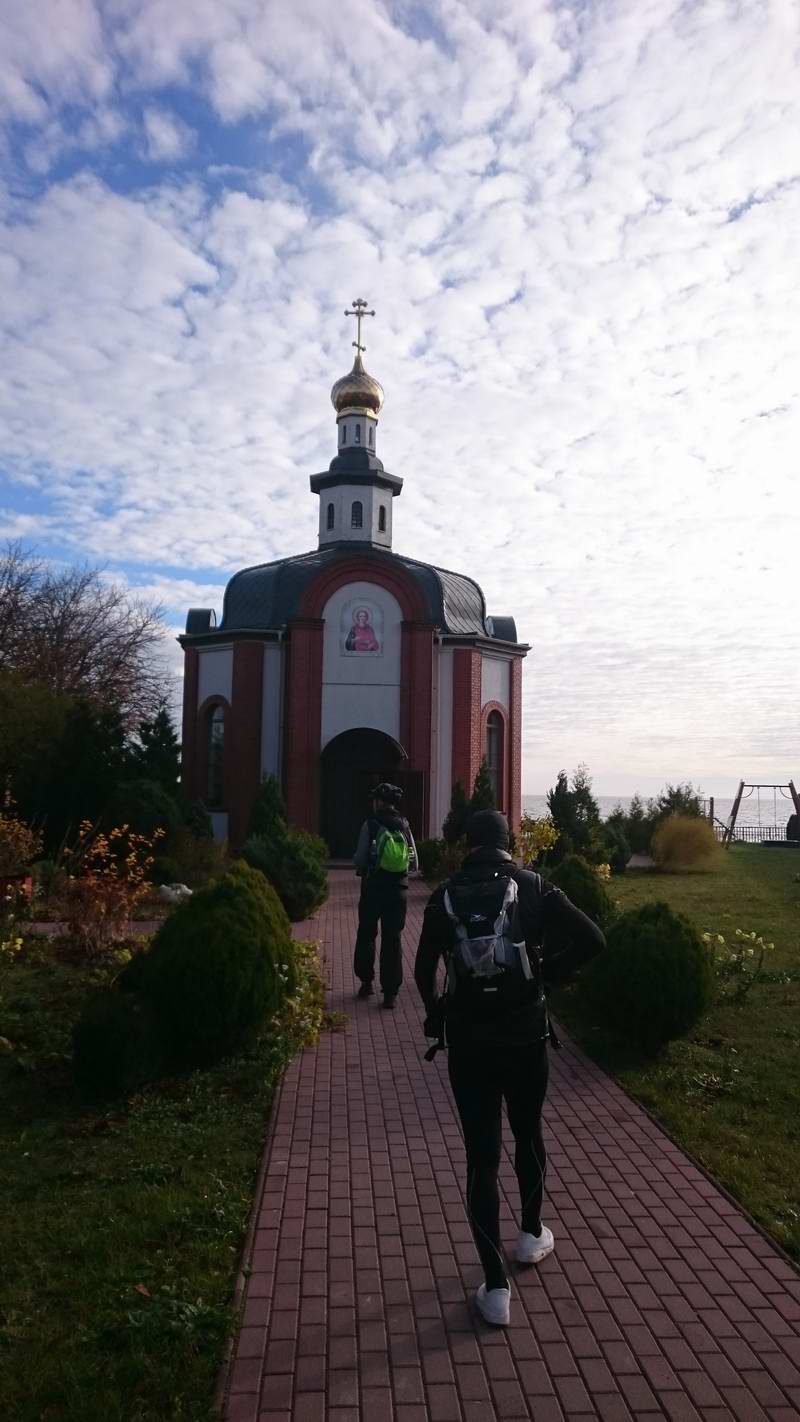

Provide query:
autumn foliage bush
left=59, top=820, right=163, bottom=955
left=652, top=815, right=719, bottom=871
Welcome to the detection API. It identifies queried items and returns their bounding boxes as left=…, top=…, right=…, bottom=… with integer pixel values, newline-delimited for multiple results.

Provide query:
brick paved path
left=223, top=872, right=800, bottom=1422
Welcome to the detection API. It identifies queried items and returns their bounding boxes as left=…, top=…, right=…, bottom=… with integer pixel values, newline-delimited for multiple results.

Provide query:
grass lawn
left=552, top=845, right=800, bottom=1260
left=0, top=937, right=325, bottom=1422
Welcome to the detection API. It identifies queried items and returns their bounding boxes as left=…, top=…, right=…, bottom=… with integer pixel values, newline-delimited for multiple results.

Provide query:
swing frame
left=721, top=780, right=800, bottom=846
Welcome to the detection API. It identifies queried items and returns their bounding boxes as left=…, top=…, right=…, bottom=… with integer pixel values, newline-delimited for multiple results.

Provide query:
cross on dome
left=344, top=298, right=375, bottom=354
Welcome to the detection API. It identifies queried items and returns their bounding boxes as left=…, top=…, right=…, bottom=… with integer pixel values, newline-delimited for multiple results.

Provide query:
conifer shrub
left=104, top=778, right=181, bottom=843
left=443, top=781, right=470, bottom=845
left=73, top=990, right=163, bottom=1096
left=141, top=864, right=293, bottom=1066
left=651, top=815, right=719, bottom=871
left=150, top=854, right=182, bottom=885
left=548, top=854, right=614, bottom=927
left=248, top=775, right=289, bottom=841
left=417, top=838, right=446, bottom=881
left=602, top=821, right=631, bottom=874
left=581, top=901, right=714, bottom=1054
left=470, top=759, right=496, bottom=814
left=241, top=831, right=328, bottom=922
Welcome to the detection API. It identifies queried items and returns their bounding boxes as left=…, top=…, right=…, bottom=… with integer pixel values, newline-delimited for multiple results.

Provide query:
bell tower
left=310, top=299, right=403, bottom=550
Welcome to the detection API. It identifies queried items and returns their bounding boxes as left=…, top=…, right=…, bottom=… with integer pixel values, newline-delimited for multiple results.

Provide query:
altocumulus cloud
left=0, top=0, right=798, bottom=794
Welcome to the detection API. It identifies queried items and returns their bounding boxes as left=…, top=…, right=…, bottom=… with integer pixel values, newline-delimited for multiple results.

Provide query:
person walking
left=414, top=809, right=605, bottom=1327
left=353, top=782, right=417, bottom=1009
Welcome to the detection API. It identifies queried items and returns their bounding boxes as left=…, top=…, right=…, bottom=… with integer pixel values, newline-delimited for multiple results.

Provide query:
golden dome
left=330, top=351, right=384, bottom=415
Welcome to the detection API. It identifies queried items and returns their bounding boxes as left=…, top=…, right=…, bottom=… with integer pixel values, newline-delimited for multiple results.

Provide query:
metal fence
left=713, top=823, right=787, bottom=843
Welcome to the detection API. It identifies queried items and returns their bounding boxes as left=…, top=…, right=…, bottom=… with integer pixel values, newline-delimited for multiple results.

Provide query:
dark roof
left=190, top=545, right=519, bottom=644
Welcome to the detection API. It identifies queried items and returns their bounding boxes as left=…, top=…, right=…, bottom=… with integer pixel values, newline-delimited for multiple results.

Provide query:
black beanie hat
left=466, top=809, right=510, bottom=850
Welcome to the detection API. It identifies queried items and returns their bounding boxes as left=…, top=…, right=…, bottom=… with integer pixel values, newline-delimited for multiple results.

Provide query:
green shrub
left=104, top=778, right=181, bottom=843
left=180, top=799, right=214, bottom=840
left=248, top=775, right=288, bottom=840
left=171, top=826, right=228, bottom=887
left=602, top=822, right=631, bottom=874
left=73, top=990, right=163, bottom=1096
left=548, top=854, right=613, bottom=927
left=142, top=864, right=293, bottom=1066
left=151, top=854, right=182, bottom=885
left=581, top=901, right=714, bottom=1054
left=417, top=838, right=446, bottom=881
left=652, top=815, right=719, bottom=871
left=442, top=781, right=470, bottom=845
left=241, top=832, right=328, bottom=922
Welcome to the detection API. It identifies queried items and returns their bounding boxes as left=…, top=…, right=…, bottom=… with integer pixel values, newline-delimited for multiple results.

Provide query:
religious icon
left=345, top=605, right=380, bottom=653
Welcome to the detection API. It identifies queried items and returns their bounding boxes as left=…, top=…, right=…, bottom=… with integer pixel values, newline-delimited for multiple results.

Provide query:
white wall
left=430, top=644, right=453, bottom=837
left=261, top=642, right=283, bottom=780
left=481, top=654, right=510, bottom=711
left=321, top=581, right=402, bottom=748
left=318, top=482, right=392, bottom=548
left=197, top=646, right=233, bottom=705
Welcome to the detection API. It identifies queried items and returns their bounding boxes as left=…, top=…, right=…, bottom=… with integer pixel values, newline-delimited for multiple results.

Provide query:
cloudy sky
left=1, top=0, right=797, bottom=798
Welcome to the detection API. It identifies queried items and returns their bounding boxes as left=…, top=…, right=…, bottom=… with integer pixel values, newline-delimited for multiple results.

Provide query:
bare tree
left=0, top=542, right=171, bottom=724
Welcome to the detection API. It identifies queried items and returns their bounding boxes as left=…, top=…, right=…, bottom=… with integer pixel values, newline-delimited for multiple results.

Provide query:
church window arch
left=207, top=704, right=225, bottom=809
left=368, top=427, right=374, bottom=447
left=355, top=422, right=361, bottom=444
left=341, top=425, right=346, bottom=445
left=486, top=709, right=504, bottom=809
left=326, top=502, right=335, bottom=531
left=379, top=505, right=387, bottom=533
left=351, top=500, right=363, bottom=529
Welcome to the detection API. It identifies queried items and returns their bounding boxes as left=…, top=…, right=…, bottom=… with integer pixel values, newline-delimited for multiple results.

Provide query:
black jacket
left=414, top=847, right=606, bottom=1047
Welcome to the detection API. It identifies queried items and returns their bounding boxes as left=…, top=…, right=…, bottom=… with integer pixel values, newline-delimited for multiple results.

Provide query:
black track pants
left=353, top=880, right=407, bottom=996
left=448, top=1038, right=549, bottom=1291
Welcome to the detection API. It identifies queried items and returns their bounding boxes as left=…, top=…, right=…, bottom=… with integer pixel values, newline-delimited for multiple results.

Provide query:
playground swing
left=722, top=780, right=800, bottom=847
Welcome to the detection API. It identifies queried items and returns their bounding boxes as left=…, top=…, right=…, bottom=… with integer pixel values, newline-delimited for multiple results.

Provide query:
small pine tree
left=248, top=775, right=288, bottom=842
left=470, top=758, right=496, bottom=814
left=442, top=780, right=470, bottom=845
left=127, top=706, right=181, bottom=796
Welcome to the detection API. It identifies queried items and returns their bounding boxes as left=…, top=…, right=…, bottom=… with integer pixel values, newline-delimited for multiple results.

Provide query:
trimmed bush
left=548, top=854, right=613, bottom=927
left=141, top=863, right=293, bottom=1066
left=180, top=799, right=214, bottom=840
left=241, top=831, right=328, bottom=922
left=581, top=901, right=714, bottom=1054
left=417, top=838, right=446, bottom=881
left=652, top=815, right=719, bottom=871
left=73, top=991, right=163, bottom=1096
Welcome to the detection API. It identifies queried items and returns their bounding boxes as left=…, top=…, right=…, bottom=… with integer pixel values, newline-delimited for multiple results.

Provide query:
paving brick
left=220, top=874, right=800, bottom=1422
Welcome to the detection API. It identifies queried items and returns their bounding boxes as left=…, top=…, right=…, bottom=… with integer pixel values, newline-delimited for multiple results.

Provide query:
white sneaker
left=515, top=1225, right=555, bottom=1265
left=476, top=1283, right=511, bottom=1326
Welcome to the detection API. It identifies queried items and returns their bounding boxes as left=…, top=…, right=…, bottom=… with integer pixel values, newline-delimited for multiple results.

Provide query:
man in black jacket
left=353, top=783, right=417, bottom=1009
left=414, top=809, right=605, bottom=1327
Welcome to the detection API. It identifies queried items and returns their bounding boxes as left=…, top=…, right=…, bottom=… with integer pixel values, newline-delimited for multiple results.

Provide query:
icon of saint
left=345, top=606, right=380, bottom=653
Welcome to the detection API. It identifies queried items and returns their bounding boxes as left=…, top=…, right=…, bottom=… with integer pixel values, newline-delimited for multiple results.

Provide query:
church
left=179, top=302, right=528, bottom=855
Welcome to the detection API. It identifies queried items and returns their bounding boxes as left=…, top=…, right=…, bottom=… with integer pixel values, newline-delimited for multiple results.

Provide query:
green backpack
left=374, top=827, right=410, bottom=874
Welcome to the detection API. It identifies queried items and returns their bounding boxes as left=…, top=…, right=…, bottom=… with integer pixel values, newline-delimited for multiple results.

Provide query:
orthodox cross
left=345, top=298, right=375, bottom=354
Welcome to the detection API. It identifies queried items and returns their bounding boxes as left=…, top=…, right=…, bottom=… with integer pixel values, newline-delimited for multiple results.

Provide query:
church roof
left=186, top=546, right=520, bottom=644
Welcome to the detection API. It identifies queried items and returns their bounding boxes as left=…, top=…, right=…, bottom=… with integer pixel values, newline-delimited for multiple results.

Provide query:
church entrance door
left=321, top=728, right=415, bottom=857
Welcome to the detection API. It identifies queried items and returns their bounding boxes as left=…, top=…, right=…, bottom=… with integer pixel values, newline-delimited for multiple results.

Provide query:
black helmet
left=373, top=782, right=403, bottom=807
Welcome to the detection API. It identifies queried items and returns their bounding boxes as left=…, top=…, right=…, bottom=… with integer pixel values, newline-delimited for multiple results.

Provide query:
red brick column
left=400, top=622, right=435, bottom=831
left=451, top=649, right=482, bottom=796
left=284, top=618, right=324, bottom=833
left=508, top=655, right=523, bottom=834
left=180, top=647, right=199, bottom=801
left=228, top=642, right=265, bottom=847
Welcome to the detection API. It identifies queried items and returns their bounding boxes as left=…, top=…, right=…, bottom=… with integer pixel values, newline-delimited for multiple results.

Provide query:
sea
left=521, top=794, right=788, bottom=831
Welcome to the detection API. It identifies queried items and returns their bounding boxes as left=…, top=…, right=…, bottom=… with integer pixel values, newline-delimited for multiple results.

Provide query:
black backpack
left=442, top=870, right=540, bottom=1020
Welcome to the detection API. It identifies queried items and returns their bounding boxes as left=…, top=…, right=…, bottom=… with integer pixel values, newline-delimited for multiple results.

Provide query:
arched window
left=368, top=427, right=374, bottom=447
left=378, top=505, right=387, bottom=533
left=351, top=500, right=363, bottom=529
left=341, top=425, right=347, bottom=445
left=355, top=423, right=361, bottom=444
left=486, top=710, right=503, bottom=809
left=326, top=502, right=335, bottom=531
left=207, top=705, right=225, bottom=809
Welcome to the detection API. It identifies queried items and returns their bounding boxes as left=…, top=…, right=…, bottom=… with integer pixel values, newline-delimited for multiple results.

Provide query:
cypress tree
left=470, top=758, right=496, bottom=814
left=442, top=780, right=470, bottom=844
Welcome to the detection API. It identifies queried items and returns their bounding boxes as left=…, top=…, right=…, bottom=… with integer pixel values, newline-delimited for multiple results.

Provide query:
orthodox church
left=179, top=302, right=528, bottom=855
